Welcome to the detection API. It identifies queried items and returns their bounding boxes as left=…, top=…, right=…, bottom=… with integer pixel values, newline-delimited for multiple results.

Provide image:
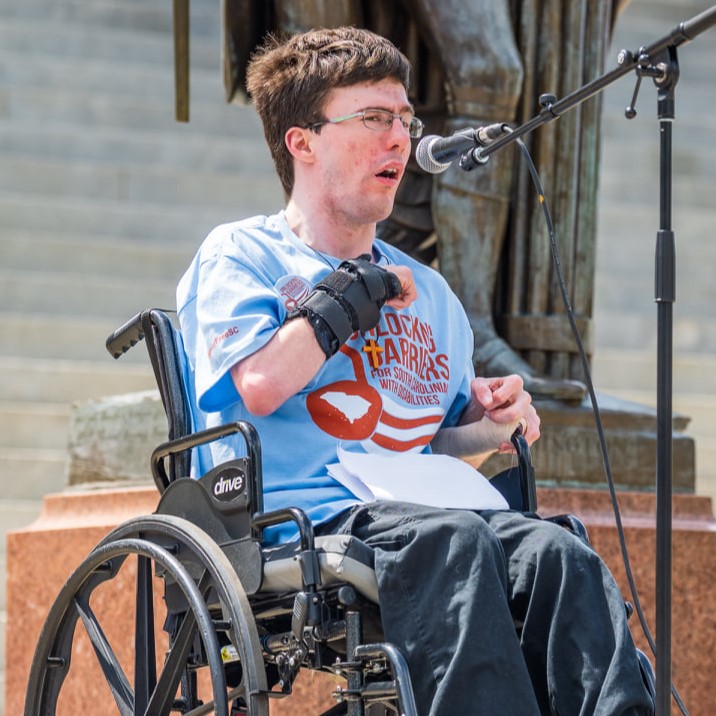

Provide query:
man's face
left=306, top=79, right=413, bottom=229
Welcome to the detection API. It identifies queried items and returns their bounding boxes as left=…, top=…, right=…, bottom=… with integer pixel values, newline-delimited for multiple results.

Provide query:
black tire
left=25, top=515, right=269, bottom=716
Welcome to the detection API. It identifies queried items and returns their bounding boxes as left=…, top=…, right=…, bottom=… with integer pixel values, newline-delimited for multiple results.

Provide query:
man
left=177, top=26, right=653, bottom=715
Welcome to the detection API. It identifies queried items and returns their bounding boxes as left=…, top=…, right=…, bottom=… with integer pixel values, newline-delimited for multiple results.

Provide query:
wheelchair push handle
left=106, top=311, right=146, bottom=359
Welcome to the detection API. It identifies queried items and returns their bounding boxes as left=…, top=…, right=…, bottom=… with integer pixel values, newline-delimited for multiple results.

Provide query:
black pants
left=319, top=502, right=653, bottom=716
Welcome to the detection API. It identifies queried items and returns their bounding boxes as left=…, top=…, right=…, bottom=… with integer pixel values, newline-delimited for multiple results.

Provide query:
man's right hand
left=384, top=265, right=418, bottom=309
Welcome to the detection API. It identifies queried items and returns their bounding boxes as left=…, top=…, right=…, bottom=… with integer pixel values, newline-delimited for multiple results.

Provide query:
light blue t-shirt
left=177, top=211, right=476, bottom=543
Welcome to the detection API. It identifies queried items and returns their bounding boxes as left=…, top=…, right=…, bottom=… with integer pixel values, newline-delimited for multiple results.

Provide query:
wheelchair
left=24, top=308, right=650, bottom=715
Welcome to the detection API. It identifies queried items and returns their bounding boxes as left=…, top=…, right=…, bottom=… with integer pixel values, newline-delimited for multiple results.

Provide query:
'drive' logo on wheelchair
left=211, top=466, right=246, bottom=502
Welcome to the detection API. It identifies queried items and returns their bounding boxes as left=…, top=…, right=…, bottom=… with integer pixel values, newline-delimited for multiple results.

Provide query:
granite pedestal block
left=7, top=485, right=716, bottom=715
left=8, top=391, right=708, bottom=712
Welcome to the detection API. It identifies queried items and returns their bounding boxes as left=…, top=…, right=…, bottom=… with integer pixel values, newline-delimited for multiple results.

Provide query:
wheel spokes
left=74, top=594, right=134, bottom=716
left=145, top=601, right=199, bottom=715
left=134, top=554, right=157, bottom=714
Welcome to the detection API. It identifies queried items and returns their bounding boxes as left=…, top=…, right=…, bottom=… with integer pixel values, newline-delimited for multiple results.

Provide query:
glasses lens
left=407, top=117, right=424, bottom=139
left=362, top=109, right=393, bottom=131
left=360, top=109, right=423, bottom=138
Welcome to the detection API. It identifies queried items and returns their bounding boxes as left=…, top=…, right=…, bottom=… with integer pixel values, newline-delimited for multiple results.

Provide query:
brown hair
left=246, top=26, right=411, bottom=196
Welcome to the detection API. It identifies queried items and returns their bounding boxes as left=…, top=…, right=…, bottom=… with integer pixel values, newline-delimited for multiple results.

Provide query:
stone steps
left=0, top=113, right=269, bottom=166
left=0, top=15, right=218, bottom=69
left=593, top=309, right=716, bottom=354
left=0, top=268, right=177, bottom=321
left=0, top=312, right=153, bottom=363
left=0, top=153, right=279, bottom=208
left=1, top=49, right=225, bottom=107
left=0, top=402, right=70, bottom=450
left=0, top=449, right=68, bottom=501
left=0, top=1, right=229, bottom=712
left=594, top=269, right=716, bottom=315
left=1, top=0, right=219, bottom=36
left=0, top=356, right=155, bottom=404
left=593, top=349, right=716, bottom=397
left=1, top=82, right=247, bottom=133
left=0, top=231, right=196, bottom=280
left=0, top=191, right=252, bottom=242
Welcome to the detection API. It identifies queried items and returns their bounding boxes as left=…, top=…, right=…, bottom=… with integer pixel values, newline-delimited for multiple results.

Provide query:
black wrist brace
left=288, top=255, right=402, bottom=359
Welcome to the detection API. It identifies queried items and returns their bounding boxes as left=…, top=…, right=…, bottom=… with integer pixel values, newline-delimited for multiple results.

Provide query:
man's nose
left=386, top=116, right=411, bottom=149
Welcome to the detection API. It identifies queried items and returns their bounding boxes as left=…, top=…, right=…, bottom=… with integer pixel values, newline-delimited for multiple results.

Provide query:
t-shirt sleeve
left=185, top=251, right=284, bottom=413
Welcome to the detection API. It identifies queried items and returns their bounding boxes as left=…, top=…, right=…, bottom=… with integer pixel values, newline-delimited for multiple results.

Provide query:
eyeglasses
left=308, top=108, right=424, bottom=139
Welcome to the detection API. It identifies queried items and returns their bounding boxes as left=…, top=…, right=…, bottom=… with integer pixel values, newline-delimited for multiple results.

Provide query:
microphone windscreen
left=415, top=136, right=450, bottom=174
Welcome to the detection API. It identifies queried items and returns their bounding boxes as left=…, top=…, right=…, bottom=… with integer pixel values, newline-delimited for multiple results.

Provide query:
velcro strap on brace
left=288, top=255, right=402, bottom=359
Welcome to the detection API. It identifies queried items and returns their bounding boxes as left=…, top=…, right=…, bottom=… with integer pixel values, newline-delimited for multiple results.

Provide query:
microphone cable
left=507, top=128, right=690, bottom=716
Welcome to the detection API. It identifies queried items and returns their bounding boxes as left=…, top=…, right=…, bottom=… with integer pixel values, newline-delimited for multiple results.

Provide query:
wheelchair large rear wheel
left=25, top=515, right=269, bottom=716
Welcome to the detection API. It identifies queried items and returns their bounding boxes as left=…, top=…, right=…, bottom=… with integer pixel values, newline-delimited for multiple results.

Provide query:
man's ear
left=285, top=126, right=315, bottom=165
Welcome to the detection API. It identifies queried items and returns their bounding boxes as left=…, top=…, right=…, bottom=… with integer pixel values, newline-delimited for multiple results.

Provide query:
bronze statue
left=221, top=0, right=628, bottom=401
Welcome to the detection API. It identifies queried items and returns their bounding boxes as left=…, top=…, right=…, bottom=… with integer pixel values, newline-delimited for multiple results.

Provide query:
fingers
left=471, top=375, right=541, bottom=447
left=496, top=405, right=541, bottom=452
left=471, top=375, right=524, bottom=413
left=384, top=265, right=417, bottom=308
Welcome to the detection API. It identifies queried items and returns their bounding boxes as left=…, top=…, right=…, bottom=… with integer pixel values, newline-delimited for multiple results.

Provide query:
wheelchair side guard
left=156, top=474, right=263, bottom=595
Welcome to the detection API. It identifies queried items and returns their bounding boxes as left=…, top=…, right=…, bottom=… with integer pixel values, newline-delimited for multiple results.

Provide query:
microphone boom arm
left=465, top=5, right=716, bottom=166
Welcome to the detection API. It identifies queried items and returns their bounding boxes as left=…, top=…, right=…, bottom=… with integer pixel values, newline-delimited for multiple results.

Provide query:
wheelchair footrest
left=330, top=642, right=418, bottom=716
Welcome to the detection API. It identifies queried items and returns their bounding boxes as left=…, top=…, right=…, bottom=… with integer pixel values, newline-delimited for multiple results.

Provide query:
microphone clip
left=458, top=146, right=491, bottom=172
left=457, top=122, right=510, bottom=172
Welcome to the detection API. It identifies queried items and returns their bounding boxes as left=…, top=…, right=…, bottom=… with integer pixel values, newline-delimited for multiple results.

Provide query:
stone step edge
left=0, top=15, right=221, bottom=68
left=0, top=134, right=274, bottom=178
left=0, top=114, right=266, bottom=159
left=0, top=354, right=153, bottom=377
left=0, top=446, right=68, bottom=461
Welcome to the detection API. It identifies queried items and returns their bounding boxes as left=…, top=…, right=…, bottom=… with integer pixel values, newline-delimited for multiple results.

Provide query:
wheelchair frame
left=24, top=308, right=594, bottom=716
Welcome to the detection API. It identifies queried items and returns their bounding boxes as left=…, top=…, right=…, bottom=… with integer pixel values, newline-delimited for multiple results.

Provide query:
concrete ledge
left=6, top=485, right=715, bottom=715
left=529, top=394, right=695, bottom=491
left=70, top=390, right=699, bottom=493
left=67, top=390, right=166, bottom=486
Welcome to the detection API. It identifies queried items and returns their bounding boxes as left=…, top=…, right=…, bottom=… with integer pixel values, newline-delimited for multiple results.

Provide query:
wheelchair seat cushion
left=261, top=534, right=378, bottom=603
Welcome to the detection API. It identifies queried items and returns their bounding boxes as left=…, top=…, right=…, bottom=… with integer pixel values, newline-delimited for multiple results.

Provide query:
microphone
left=415, top=123, right=508, bottom=174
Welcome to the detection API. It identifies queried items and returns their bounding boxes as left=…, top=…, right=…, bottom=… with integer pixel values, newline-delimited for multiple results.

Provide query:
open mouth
left=376, top=168, right=399, bottom=180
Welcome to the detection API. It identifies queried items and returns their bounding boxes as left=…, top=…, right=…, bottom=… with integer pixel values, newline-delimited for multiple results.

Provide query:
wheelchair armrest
left=511, top=428, right=538, bottom=513
left=253, top=508, right=321, bottom=592
left=150, top=421, right=262, bottom=511
left=253, top=508, right=315, bottom=552
left=544, top=513, right=590, bottom=545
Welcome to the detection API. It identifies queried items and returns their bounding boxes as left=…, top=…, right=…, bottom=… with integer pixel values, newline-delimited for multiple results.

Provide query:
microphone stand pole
left=460, top=7, right=716, bottom=715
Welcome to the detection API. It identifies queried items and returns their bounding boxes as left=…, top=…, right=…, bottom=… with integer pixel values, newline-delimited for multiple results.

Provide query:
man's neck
left=284, top=200, right=376, bottom=260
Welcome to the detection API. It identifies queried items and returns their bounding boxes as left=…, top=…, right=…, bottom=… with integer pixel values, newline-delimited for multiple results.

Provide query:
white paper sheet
left=326, top=446, right=509, bottom=510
